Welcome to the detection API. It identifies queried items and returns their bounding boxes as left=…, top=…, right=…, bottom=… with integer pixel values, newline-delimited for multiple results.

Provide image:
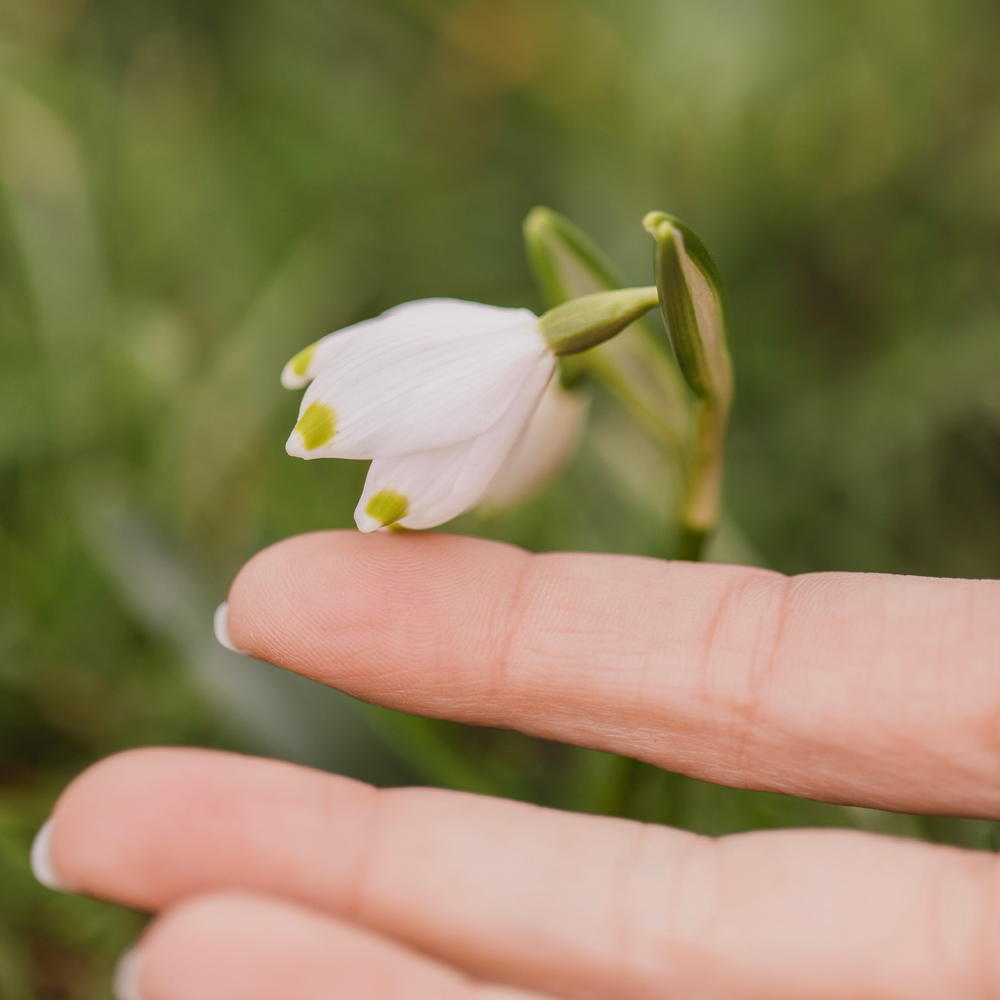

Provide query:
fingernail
left=214, top=601, right=249, bottom=655
left=113, top=948, right=145, bottom=1000
left=30, top=819, right=72, bottom=892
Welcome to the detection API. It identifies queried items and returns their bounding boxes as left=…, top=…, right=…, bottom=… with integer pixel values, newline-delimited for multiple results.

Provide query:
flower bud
left=643, top=211, right=732, bottom=406
left=524, top=206, right=621, bottom=305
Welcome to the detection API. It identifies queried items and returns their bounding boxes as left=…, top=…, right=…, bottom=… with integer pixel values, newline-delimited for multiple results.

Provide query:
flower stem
left=675, top=395, right=729, bottom=561
left=600, top=755, right=643, bottom=817
left=674, top=526, right=709, bottom=562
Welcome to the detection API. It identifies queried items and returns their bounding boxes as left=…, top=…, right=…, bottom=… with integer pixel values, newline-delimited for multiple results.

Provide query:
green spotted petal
left=354, top=356, right=554, bottom=531
left=284, top=299, right=551, bottom=461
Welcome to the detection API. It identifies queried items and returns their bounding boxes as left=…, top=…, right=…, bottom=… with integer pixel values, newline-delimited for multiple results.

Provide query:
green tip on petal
left=295, top=401, right=337, bottom=450
left=366, top=489, right=409, bottom=527
left=289, top=343, right=317, bottom=377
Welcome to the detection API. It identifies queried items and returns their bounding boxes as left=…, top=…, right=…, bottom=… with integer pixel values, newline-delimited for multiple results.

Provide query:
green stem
left=580, top=347, right=686, bottom=454
left=674, top=396, right=729, bottom=561
left=675, top=525, right=709, bottom=562
left=600, top=755, right=643, bottom=818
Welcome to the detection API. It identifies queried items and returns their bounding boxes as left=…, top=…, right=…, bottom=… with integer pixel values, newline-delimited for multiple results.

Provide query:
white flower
left=479, top=377, right=588, bottom=510
left=283, top=298, right=556, bottom=531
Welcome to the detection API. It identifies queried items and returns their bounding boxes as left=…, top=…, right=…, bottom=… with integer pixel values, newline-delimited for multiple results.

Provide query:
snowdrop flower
left=283, top=289, right=658, bottom=531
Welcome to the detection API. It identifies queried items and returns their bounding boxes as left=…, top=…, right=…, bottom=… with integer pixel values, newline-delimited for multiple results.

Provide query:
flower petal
left=284, top=299, right=549, bottom=460
left=280, top=312, right=386, bottom=390
left=355, top=355, right=555, bottom=531
left=479, top=376, right=589, bottom=510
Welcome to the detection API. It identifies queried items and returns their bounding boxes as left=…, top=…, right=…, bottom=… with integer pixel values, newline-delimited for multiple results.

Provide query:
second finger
left=48, top=748, right=1000, bottom=1000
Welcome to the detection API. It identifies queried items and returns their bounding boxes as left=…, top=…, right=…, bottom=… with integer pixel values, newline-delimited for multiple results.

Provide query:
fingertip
left=44, top=747, right=231, bottom=907
left=213, top=602, right=249, bottom=655
left=31, top=819, right=74, bottom=893
left=113, top=949, right=145, bottom=1000
left=218, top=530, right=541, bottom=719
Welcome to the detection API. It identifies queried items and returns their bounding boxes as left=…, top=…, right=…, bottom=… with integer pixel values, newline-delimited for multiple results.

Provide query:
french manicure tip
left=214, top=601, right=245, bottom=654
left=30, top=819, right=68, bottom=892
left=113, top=949, right=144, bottom=1000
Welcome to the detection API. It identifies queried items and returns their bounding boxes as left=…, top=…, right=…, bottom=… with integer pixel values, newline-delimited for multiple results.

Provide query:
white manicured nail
left=214, top=601, right=249, bottom=654
left=113, top=949, right=145, bottom=1000
left=31, top=819, right=72, bottom=892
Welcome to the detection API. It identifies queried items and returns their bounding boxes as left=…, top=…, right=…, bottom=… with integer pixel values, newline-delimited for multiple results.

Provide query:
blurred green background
left=2, top=0, right=1000, bottom=994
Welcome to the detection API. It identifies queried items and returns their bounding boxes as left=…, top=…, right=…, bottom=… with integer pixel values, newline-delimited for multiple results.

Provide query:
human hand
left=33, top=532, right=1000, bottom=999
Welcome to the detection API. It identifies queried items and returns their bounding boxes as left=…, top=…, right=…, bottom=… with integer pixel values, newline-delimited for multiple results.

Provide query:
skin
left=44, top=531, right=1000, bottom=999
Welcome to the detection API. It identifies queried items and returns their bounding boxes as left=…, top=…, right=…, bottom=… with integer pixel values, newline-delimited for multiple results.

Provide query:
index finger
left=226, top=531, right=1000, bottom=816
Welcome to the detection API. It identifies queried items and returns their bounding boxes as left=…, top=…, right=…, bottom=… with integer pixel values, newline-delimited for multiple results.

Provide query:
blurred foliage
left=2, top=0, right=1000, bottom=994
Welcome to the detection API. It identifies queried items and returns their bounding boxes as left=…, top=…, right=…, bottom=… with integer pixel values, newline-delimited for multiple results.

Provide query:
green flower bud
left=643, top=211, right=732, bottom=406
left=524, top=206, right=622, bottom=306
